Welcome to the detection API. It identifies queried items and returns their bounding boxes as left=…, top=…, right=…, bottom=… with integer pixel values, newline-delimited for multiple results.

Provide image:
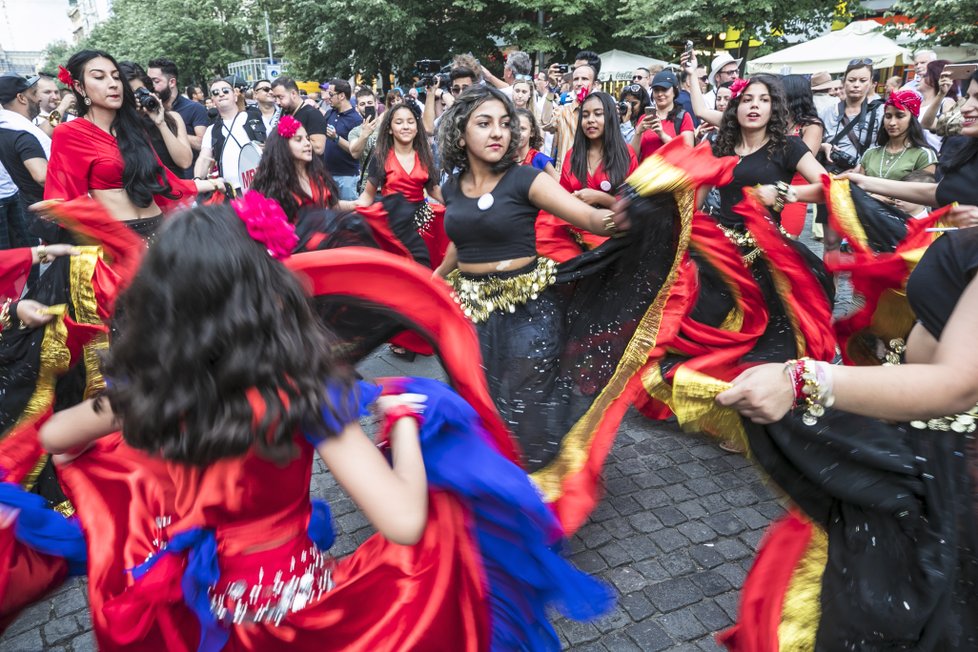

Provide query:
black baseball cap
left=650, top=70, right=679, bottom=91
left=0, top=73, right=39, bottom=105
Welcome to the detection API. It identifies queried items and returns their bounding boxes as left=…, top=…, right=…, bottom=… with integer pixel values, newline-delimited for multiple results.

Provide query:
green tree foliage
left=81, top=0, right=254, bottom=85
left=39, top=40, right=74, bottom=75
left=616, top=0, right=836, bottom=61
left=887, top=0, right=978, bottom=47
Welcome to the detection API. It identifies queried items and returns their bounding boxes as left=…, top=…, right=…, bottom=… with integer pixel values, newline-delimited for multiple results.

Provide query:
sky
left=0, top=0, right=75, bottom=52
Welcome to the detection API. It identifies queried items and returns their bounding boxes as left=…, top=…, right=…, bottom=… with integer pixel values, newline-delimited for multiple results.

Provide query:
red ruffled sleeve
left=44, top=123, right=94, bottom=202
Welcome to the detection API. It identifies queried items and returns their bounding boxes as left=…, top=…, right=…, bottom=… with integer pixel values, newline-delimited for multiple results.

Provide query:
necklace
left=877, top=143, right=910, bottom=179
left=735, top=137, right=769, bottom=161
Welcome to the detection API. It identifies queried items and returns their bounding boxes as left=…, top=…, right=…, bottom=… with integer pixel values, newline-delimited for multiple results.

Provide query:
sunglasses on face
left=624, top=84, right=643, bottom=93
left=631, top=75, right=646, bottom=81
left=848, top=58, right=873, bottom=67
left=698, top=75, right=709, bottom=82
left=255, top=86, right=271, bottom=92
left=211, top=87, right=233, bottom=97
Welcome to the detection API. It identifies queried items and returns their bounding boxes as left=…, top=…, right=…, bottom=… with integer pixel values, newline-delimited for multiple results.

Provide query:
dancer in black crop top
left=432, top=85, right=631, bottom=475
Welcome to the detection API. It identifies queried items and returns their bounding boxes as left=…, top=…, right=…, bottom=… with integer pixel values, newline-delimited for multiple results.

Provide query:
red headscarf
left=884, top=89, right=922, bottom=118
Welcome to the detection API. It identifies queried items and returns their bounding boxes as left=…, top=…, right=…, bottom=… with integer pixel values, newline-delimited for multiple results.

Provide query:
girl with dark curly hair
left=30, top=201, right=612, bottom=650
left=430, top=84, right=723, bottom=536
left=779, top=74, right=825, bottom=236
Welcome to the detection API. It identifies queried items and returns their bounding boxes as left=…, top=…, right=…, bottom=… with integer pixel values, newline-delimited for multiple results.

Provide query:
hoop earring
left=83, top=97, right=92, bottom=106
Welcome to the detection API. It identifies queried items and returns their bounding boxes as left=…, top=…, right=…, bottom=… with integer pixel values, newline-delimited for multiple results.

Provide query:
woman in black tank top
left=431, top=85, right=732, bottom=534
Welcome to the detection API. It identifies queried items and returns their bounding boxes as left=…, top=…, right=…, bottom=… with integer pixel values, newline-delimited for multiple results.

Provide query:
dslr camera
left=416, top=59, right=444, bottom=87
left=617, top=101, right=629, bottom=119
left=829, top=148, right=859, bottom=171
left=134, top=86, right=160, bottom=113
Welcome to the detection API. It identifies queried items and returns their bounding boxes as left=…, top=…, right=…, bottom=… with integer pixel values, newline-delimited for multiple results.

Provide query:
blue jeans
left=0, top=192, right=32, bottom=249
left=333, top=176, right=359, bottom=201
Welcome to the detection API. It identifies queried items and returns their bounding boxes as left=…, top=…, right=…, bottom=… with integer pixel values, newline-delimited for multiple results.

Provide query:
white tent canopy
left=597, top=49, right=669, bottom=82
left=746, top=21, right=912, bottom=75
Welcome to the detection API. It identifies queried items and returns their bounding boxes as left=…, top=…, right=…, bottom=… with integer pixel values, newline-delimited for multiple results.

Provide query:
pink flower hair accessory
left=276, top=114, right=301, bottom=139
left=230, top=191, right=298, bottom=260
left=57, top=65, right=74, bottom=86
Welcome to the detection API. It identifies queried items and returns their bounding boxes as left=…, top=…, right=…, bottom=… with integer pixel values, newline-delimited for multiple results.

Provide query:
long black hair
left=570, top=92, right=632, bottom=190
left=64, top=50, right=178, bottom=208
left=371, top=103, right=438, bottom=193
left=101, top=204, right=350, bottom=466
left=250, top=127, right=339, bottom=220
left=714, top=74, right=790, bottom=158
left=782, top=74, right=822, bottom=129
left=436, top=85, right=520, bottom=176
left=620, top=84, right=651, bottom=127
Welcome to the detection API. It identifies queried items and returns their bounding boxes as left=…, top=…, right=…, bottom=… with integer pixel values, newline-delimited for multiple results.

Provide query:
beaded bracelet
left=784, top=358, right=835, bottom=425
left=0, top=299, right=11, bottom=333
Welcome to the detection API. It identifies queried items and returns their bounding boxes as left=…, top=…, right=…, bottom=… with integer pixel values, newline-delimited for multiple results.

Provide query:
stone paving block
left=689, top=570, right=733, bottom=597
left=52, top=588, right=88, bottom=618
left=4, top=600, right=51, bottom=638
left=561, top=619, right=602, bottom=646
left=634, top=487, right=672, bottom=510
left=581, top=523, right=615, bottom=550
left=628, top=510, right=664, bottom=534
left=572, top=549, right=609, bottom=574
left=723, top=488, right=760, bottom=507
left=677, top=520, right=716, bottom=544
left=755, top=501, right=788, bottom=520
left=715, top=562, right=749, bottom=587
left=602, top=517, right=635, bottom=540
left=605, top=476, right=640, bottom=496
left=645, top=577, right=702, bottom=613
left=733, top=506, right=771, bottom=530
left=751, top=481, right=779, bottom=501
left=607, top=566, right=649, bottom=595
left=620, top=590, right=656, bottom=621
left=675, top=499, right=709, bottom=520
left=711, top=471, right=745, bottom=490
left=625, top=619, right=674, bottom=651
left=699, top=494, right=732, bottom=515
left=609, top=494, right=645, bottom=517
left=691, top=599, right=733, bottom=631
left=678, top=461, right=710, bottom=478
left=702, top=512, right=746, bottom=537
left=697, top=634, right=727, bottom=651
left=658, top=608, right=711, bottom=641
left=633, top=471, right=669, bottom=489
left=600, top=631, right=644, bottom=651
left=652, top=505, right=688, bottom=527
left=667, top=449, right=695, bottom=464
left=589, top=501, right=620, bottom=522
left=593, top=605, right=633, bottom=634
left=690, top=543, right=726, bottom=569
left=664, top=484, right=697, bottom=503
left=701, top=457, right=732, bottom=473
left=684, top=477, right=722, bottom=497
left=651, top=528, right=690, bottom=554
left=4, top=628, right=44, bottom=652
left=688, top=444, right=725, bottom=460
left=621, top=533, right=661, bottom=563
left=714, top=538, right=752, bottom=561
left=714, top=591, right=741, bottom=620
left=43, top=615, right=83, bottom=645
left=597, top=541, right=633, bottom=568
left=69, top=630, right=98, bottom=652
left=656, top=465, right=688, bottom=483
left=740, top=528, right=766, bottom=551
left=659, top=550, right=696, bottom=577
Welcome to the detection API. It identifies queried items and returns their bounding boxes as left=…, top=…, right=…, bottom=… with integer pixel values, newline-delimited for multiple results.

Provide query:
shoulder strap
left=829, top=101, right=865, bottom=147
left=673, top=109, right=686, bottom=136
left=210, top=118, right=224, bottom=174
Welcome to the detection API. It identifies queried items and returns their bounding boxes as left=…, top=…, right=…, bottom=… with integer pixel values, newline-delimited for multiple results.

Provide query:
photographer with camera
left=421, top=67, right=474, bottom=136
left=119, top=62, right=192, bottom=175
left=617, top=83, right=650, bottom=142
left=348, top=88, right=381, bottom=193
left=147, top=58, right=209, bottom=172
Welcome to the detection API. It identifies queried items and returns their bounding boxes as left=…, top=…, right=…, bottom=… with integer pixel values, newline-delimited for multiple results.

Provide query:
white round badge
left=599, top=180, right=612, bottom=192
left=477, top=193, right=495, bottom=211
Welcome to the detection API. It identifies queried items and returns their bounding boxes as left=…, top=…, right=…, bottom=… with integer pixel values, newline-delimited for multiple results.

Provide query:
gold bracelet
left=0, top=299, right=12, bottom=333
left=36, top=244, right=47, bottom=262
left=600, top=210, right=624, bottom=238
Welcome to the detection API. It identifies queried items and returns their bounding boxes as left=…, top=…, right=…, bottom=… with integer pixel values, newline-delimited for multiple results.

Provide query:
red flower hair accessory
left=230, top=191, right=298, bottom=260
left=728, top=78, right=750, bottom=101
left=885, top=89, right=922, bottom=118
left=57, top=65, right=74, bottom=86
left=277, top=114, right=301, bottom=139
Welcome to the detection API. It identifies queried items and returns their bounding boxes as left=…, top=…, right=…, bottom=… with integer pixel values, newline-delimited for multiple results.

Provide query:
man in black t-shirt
left=270, top=76, right=329, bottom=156
left=148, top=58, right=210, bottom=177
left=0, top=127, right=46, bottom=206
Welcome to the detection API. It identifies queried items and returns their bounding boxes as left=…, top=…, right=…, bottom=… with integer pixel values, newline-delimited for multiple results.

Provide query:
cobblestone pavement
left=3, top=213, right=841, bottom=650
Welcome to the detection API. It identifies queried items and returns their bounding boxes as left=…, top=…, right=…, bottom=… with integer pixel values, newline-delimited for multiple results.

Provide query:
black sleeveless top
left=907, top=227, right=978, bottom=339
left=442, top=165, right=542, bottom=264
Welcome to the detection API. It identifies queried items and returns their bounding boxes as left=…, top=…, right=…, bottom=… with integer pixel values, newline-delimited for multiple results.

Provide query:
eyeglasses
left=718, top=68, right=739, bottom=77
left=210, top=87, right=233, bottom=97
left=848, top=58, right=873, bottom=67
left=254, top=86, right=271, bottom=92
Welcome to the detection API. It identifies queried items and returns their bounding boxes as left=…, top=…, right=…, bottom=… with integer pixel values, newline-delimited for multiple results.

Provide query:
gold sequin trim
left=69, top=247, right=108, bottom=399
left=447, top=258, right=558, bottom=324
left=531, top=153, right=696, bottom=501
left=53, top=500, right=75, bottom=517
left=827, top=178, right=869, bottom=251
left=777, top=520, right=827, bottom=652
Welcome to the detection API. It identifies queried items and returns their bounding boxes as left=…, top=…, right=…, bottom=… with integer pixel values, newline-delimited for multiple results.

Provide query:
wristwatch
left=48, top=110, right=62, bottom=127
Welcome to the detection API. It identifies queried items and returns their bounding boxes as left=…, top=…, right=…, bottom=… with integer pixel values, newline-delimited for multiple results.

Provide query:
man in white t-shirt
left=195, top=78, right=259, bottom=192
